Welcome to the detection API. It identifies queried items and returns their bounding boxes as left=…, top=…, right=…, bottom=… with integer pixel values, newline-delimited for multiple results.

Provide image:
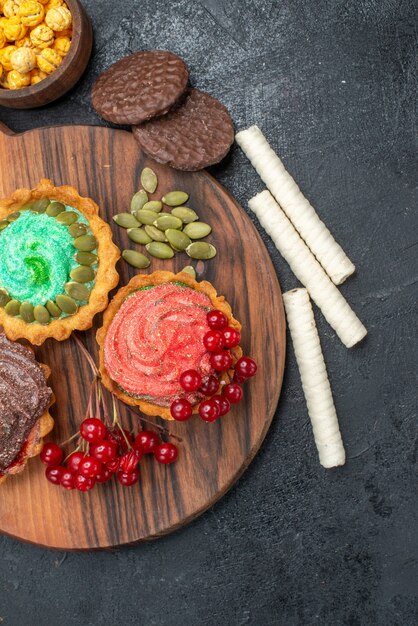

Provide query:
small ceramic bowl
left=0, top=0, right=93, bottom=109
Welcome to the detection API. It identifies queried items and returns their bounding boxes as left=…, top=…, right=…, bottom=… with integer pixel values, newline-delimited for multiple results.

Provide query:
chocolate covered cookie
left=92, top=50, right=189, bottom=125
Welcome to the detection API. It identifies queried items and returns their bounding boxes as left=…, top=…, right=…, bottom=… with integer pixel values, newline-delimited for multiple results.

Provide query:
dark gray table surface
left=0, top=1, right=417, bottom=625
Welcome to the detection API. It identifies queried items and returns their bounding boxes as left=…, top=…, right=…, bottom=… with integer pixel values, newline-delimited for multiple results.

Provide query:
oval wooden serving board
left=0, top=123, right=286, bottom=549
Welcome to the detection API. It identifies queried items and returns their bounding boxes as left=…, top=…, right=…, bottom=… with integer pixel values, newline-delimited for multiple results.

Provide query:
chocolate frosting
left=0, top=334, right=52, bottom=472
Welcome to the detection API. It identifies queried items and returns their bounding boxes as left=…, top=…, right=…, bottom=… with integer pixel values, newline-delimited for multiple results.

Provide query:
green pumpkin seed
left=5, top=299, right=20, bottom=316
left=46, top=201, right=65, bottom=216
left=127, top=227, right=152, bottom=245
left=145, top=242, right=175, bottom=259
left=122, top=249, right=151, bottom=269
left=70, top=266, right=95, bottom=283
left=69, top=223, right=87, bottom=238
left=56, top=211, right=78, bottom=225
left=34, top=305, right=50, bottom=324
left=165, top=228, right=191, bottom=252
left=162, top=191, right=189, bottom=207
left=113, top=213, right=140, bottom=229
left=144, top=225, right=167, bottom=242
left=32, top=198, right=50, bottom=213
left=75, top=251, right=98, bottom=266
left=142, top=201, right=163, bottom=213
left=186, top=242, right=217, bottom=260
left=19, top=202, right=34, bottom=212
left=73, top=235, right=97, bottom=252
left=181, top=266, right=197, bottom=279
left=56, top=294, right=77, bottom=314
left=171, top=207, right=199, bottom=223
left=0, top=288, right=10, bottom=307
left=135, top=209, right=160, bottom=225
left=46, top=300, right=62, bottom=317
left=140, top=167, right=158, bottom=194
left=65, top=282, right=90, bottom=301
left=183, top=221, right=212, bottom=239
left=7, top=211, right=21, bottom=222
left=0, top=220, right=9, bottom=231
left=154, top=214, right=183, bottom=231
left=130, top=190, right=148, bottom=213
left=20, top=302, right=35, bottom=323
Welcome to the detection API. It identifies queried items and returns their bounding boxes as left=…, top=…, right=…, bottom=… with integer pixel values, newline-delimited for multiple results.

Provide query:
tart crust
left=0, top=179, right=120, bottom=345
left=97, top=271, right=242, bottom=420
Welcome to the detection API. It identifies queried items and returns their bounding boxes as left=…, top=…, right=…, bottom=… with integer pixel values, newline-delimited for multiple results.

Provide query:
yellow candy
left=3, top=0, right=22, bottom=18
left=37, top=0, right=50, bottom=4
left=0, top=44, right=17, bottom=70
left=0, top=18, right=8, bottom=31
left=0, top=28, right=6, bottom=49
left=36, top=45, right=61, bottom=73
left=10, top=45, right=35, bottom=72
left=0, top=64, right=3, bottom=79
left=29, top=22, right=53, bottom=48
left=30, top=66, right=46, bottom=84
left=44, top=0, right=63, bottom=9
left=52, top=34, right=70, bottom=56
left=3, top=16, right=27, bottom=41
left=54, top=27, right=71, bottom=38
left=18, top=0, right=45, bottom=27
left=7, top=68, right=30, bottom=88
left=45, top=4, right=71, bottom=31
left=15, top=34, right=32, bottom=47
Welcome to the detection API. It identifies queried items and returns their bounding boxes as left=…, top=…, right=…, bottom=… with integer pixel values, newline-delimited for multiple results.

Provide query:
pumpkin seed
left=186, top=242, right=217, bottom=260
left=70, top=266, right=95, bottom=283
left=19, top=202, right=34, bottom=212
left=127, top=227, right=152, bottom=245
left=122, top=249, right=151, bottom=269
left=0, top=288, right=10, bottom=306
left=32, top=198, right=50, bottom=213
left=145, top=242, right=175, bottom=259
left=183, top=221, right=212, bottom=239
left=46, top=300, right=62, bottom=317
left=142, top=200, right=163, bottom=213
left=34, top=305, right=50, bottom=324
left=5, top=299, right=20, bottom=316
left=20, top=302, right=35, bottom=323
left=65, top=282, right=90, bottom=301
left=113, top=213, right=140, bottom=229
left=135, top=209, right=160, bottom=225
left=144, top=225, right=167, bottom=242
left=0, top=220, right=9, bottom=231
left=140, top=167, right=158, bottom=194
left=162, top=191, right=189, bottom=207
left=171, top=207, right=199, bottom=223
left=130, top=190, right=148, bottom=213
left=154, top=214, right=183, bottom=231
left=46, top=201, right=65, bottom=216
left=165, top=228, right=191, bottom=252
left=73, top=234, right=97, bottom=252
left=56, top=211, right=78, bottom=225
left=69, top=223, right=87, bottom=238
left=75, top=251, right=98, bottom=266
left=7, top=211, right=21, bottom=222
left=181, top=266, right=196, bottom=279
left=56, top=294, right=77, bottom=314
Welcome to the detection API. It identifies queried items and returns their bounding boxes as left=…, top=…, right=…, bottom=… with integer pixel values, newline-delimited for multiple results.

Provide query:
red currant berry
left=199, top=399, right=221, bottom=422
left=233, top=372, right=248, bottom=384
left=210, top=350, right=233, bottom=372
left=80, top=417, right=106, bottom=443
left=211, top=394, right=231, bottom=416
left=74, top=474, right=96, bottom=492
left=96, top=466, right=113, bottom=483
left=170, top=398, right=193, bottom=421
left=107, top=427, right=133, bottom=453
left=235, top=356, right=257, bottom=378
left=134, top=430, right=160, bottom=454
left=60, top=470, right=75, bottom=490
left=90, top=439, right=118, bottom=463
left=223, top=383, right=243, bottom=404
left=117, top=469, right=140, bottom=487
left=106, top=457, right=120, bottom=473
left=40, top=442, right=63, bottom=468
left=203, top=330, right=225, bottom=352
left=199, top=375, right=219, bottom=396
left=179, top=369, right=202, bottom=392
left=222, top=327, right=241, bottom=348
left=207, top=309, right=228, bottom=330
left=45, top=466, right=65, bottom=485
left=119, top=450, right=141, bottom=473
left=154, top=443, right=178, bottom=464
left=78, top=455, right=102, bottom=479
left=67, top=451, right=85, bottom=473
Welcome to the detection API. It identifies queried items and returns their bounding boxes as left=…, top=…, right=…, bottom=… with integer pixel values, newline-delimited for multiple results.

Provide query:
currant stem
left=73, top=333, right=100, bottom=377
left=124, top=405, right=183, bottom=443
left=59, top=431, right=80, bottom=447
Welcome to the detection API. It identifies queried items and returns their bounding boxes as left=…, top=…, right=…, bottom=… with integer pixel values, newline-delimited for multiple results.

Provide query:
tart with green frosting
left=0, top=179, right=120, bottom=345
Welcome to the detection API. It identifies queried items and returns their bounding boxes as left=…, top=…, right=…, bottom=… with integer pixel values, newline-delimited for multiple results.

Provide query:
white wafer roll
left=283, top=288, right=346, bottom=468
left=248, top=190, right=367, bottom=347
left=236, top=125, right=355, bottom=285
